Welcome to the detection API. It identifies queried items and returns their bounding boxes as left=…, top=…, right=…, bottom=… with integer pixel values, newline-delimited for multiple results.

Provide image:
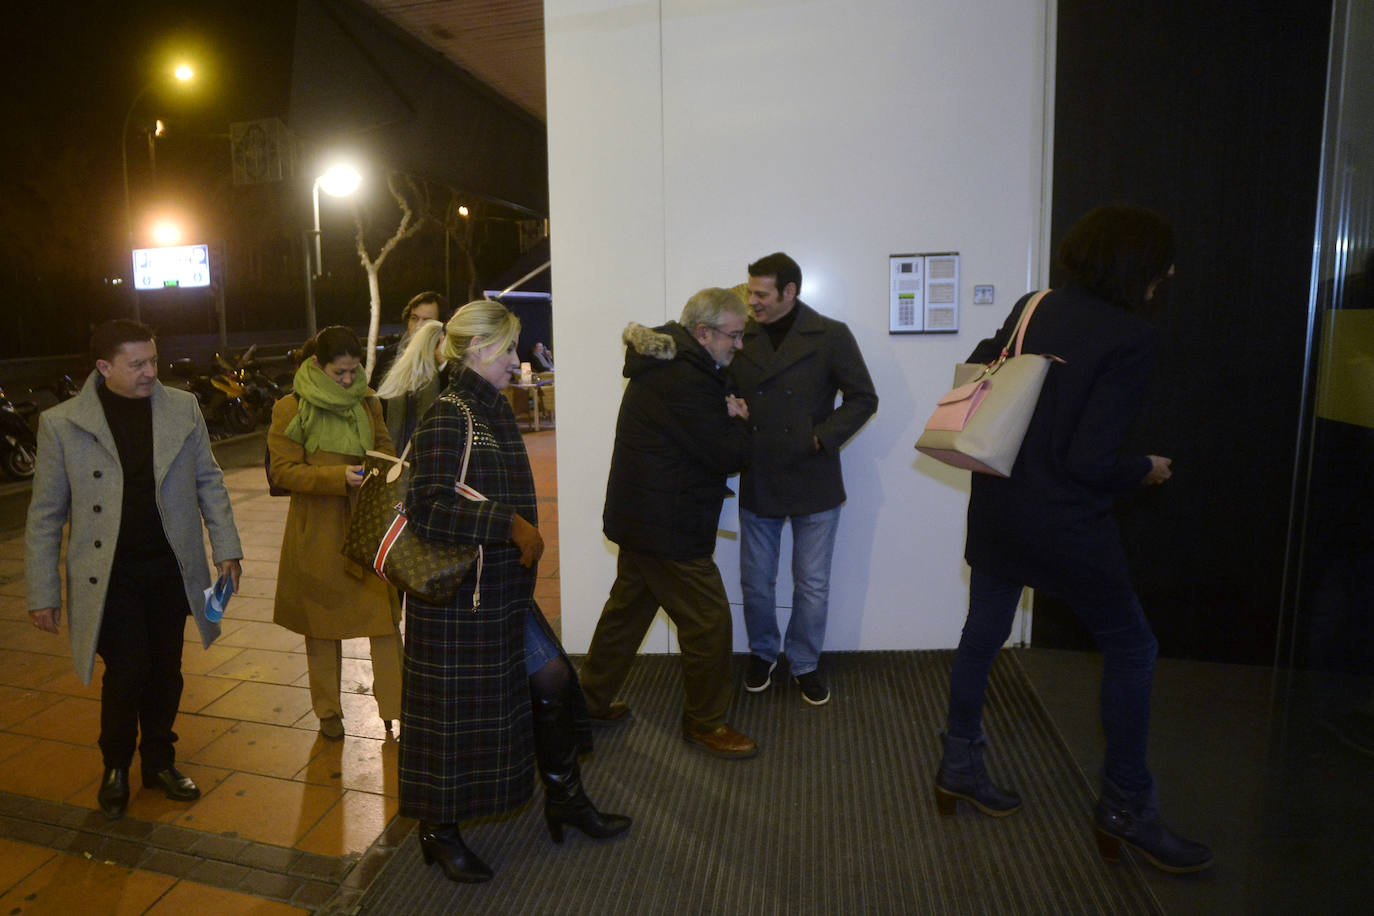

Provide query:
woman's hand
left=511, top=513, right=545, bottom=567
left=1142, top=455, right=1173, bottom=485
left=345, top=465, right=366, bottom=487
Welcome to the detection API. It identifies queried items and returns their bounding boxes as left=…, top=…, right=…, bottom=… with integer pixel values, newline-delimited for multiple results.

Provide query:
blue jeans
left=946, top=566, right=1159, bottom=793
left=524, top=607, right=561, bottom=675
left=740, top=505, right=842, bottom=676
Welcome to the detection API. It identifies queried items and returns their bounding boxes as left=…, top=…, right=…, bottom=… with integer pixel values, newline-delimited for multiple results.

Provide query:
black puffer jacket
left=602, top=321, right=748, bottom=560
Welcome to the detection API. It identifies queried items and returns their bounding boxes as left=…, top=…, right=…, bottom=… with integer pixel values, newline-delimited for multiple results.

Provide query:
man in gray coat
left=730, top=252, right=877, bottom=706
left=26, top=320, right=242, bottom=820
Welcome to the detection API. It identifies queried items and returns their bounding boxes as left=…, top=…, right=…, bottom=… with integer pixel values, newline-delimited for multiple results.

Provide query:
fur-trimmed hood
left=621, top=320, right=714, bottom=380
left=622, top=322, right=676, bottom=359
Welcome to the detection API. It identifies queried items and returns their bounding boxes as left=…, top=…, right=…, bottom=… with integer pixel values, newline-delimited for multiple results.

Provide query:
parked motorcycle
left=218, top=345, right=287, bottom=421
left=167, top=357, right=256, bottom=438
left=0, top=386, right=38, bottom=479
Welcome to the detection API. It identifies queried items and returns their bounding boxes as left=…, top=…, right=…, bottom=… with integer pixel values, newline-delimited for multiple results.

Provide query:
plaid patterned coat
left=398, top=367, right=590, bottom=822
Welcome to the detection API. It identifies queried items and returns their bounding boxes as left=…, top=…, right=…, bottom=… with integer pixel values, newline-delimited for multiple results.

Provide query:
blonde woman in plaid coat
left=398, top=300, right=630, bottom=883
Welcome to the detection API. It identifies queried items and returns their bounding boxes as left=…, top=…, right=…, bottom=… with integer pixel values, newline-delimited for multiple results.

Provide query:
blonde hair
left=376, top=319, right=445, bottom=400
left=444, top=300, right=521, bottom=366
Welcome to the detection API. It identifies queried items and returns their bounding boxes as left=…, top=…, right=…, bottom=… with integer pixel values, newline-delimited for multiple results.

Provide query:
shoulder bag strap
left=450, top=397, right=484, bottom=610
left=1006, top=289, right=1052, bottom=358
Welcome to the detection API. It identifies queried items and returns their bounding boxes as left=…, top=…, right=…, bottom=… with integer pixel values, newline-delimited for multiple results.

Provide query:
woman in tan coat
left=269, top=326, right=403, bottom=740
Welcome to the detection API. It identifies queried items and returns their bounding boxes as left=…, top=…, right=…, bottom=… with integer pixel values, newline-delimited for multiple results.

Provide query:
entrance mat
left=359, top=651, right=1159, bottom=914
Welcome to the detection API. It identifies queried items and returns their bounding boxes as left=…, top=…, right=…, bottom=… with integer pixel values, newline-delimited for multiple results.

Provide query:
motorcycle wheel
left=4, top=442, right=36, bottom=479
left=222, top=401, right=256, bottom=434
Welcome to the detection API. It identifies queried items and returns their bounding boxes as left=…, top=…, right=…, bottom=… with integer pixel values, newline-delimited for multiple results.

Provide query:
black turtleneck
left=97, top=384, right=175, bottom=563
left=762, top=305, right=799, bottom=350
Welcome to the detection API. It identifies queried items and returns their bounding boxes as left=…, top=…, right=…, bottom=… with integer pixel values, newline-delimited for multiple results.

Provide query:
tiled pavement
left=0, top=428, right=561, bottom=914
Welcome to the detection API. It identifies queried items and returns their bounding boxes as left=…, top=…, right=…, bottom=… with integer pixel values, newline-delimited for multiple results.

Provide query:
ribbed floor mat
left=360, top=651, right=1159, bottom=914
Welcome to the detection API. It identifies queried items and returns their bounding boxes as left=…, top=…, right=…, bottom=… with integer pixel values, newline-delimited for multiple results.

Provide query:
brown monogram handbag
left=341, top=398, right=484, bottom=608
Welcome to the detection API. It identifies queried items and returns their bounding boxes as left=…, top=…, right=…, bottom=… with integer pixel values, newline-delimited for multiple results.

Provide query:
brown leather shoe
left=682, top=718, right=758, bottom=759
left=588, top=700, right=632, bottom=727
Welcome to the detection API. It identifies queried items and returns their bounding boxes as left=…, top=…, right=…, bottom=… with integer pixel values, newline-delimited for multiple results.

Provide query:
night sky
left=2, top=1, right=538, bottom=360
left=1, top=1, right=300, bottom=354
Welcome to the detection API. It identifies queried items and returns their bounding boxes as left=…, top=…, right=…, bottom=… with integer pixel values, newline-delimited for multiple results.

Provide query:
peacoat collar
left=66, top=370, right=199, bottom=485
left=735, top=300, right=828, bottom=383
left=452, top=365, right=505, bottom=409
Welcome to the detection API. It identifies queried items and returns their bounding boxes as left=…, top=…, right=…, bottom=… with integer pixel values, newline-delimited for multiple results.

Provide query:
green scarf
left=285, top=359, right=375, bottom=456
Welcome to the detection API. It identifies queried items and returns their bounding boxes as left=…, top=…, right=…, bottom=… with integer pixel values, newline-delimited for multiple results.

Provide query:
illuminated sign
left=132, top=244, right=211, bottom=290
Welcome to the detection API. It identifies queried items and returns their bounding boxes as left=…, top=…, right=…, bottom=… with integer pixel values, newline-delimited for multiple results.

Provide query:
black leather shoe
left=143, top=766, right=201, bottom=801
left=97, top=767, right=129, bottom=820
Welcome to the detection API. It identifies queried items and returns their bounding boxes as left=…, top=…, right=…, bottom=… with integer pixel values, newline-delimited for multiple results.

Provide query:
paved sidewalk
left=0, top=429, right=560, bottom=914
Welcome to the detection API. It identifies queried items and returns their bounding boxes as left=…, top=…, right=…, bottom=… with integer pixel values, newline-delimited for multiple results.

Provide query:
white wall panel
left=547, top=0, right=1050, bottom=653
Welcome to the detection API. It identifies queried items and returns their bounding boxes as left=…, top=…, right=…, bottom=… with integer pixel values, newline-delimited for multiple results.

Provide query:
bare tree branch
left=352, top=171, right=425, bottom=378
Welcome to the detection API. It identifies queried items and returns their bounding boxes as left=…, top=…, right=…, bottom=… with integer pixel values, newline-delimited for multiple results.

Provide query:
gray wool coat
left=24, top=372, right=242, bottom=685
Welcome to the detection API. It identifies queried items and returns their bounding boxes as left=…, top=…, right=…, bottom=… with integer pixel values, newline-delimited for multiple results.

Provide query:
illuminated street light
left=121, top=62, right=195, bottom=321
left=317, top=162, right=362, bottom=198
left=303, top=161, right=364, bottom=335
left=151, top=220, right=181, bottom=246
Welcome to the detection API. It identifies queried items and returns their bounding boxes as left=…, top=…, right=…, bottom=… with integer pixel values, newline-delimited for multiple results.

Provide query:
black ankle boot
left=97, top=767, right=130, bottom=821
left=531, top=688, right=631, bottom=843
left=1094, top=776, right=1213, bottom=873
left=934, top=731, right=1022, bottom=817
left=418, top=822, right=493, bottom=883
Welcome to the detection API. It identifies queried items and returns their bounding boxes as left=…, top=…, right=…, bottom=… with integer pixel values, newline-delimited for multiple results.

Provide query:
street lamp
left=151, top=219, right=181, bottom=246
left=121, top=63, right=194, bottom=321
left=303, top=162, right=363, bottom=335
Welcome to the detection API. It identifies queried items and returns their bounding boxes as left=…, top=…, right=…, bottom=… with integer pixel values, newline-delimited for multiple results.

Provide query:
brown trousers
left=579, top=549, right=734, bottom=729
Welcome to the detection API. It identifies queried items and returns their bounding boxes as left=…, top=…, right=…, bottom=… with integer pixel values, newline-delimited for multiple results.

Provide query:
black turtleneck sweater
left=762, top=305, right=799, bottom=350
left=97, top=384, right=175, bottom=563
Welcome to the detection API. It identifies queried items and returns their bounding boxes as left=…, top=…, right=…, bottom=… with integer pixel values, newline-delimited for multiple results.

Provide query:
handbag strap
left=454, top=398, right=476, bottom=488
left=451, top=396, right=484, bottom=611
left=1003, top=289, right=1052, bottom=359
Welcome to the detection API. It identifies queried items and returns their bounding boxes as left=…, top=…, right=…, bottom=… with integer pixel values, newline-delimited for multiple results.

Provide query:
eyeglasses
left=707, top=326, right=745, bottom=343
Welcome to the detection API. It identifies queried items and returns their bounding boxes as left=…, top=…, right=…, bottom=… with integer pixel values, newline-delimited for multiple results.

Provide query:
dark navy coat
left=964, top=284, right=1157, bottom=593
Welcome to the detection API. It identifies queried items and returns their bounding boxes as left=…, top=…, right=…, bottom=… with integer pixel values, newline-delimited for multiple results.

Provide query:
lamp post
left=121, top=64, right=194, bottom=322
left=302, top=163, right=363, bottom=336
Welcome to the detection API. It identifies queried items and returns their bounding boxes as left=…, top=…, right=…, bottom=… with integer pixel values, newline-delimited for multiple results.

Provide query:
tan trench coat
left=268, top=394, right=400, bottom=639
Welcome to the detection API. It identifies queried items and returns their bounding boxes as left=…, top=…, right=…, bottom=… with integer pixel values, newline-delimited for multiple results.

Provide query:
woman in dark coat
left=398, top=300, right=630, bottom=883
left=934, top=205, right=1212, bottom=874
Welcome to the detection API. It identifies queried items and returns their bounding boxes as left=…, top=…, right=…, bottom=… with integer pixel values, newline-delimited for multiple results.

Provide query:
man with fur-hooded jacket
left=578, top=287, right=759, bottom=758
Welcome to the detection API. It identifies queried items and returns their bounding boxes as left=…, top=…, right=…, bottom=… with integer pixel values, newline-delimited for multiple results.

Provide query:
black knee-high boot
left=531, top=685, right=632, bottom=843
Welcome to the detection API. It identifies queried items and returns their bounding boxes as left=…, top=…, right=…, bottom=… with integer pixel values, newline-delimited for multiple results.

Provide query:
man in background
left=731, top=252, right=877, bottom=706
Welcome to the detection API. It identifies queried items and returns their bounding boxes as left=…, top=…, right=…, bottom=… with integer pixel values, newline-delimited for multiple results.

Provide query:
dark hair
left=90, top=319, right=156, bottom=363
left=747, top=252, right=802, bottom=298
left=300, top=326, right=363, bottom=365
left=403, top=291, right=449, bottom=324
left=1056, top=205, right=1175, bottom=309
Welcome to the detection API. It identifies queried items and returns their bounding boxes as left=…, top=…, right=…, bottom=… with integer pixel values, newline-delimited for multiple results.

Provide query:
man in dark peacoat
left=580, top=288, right=758, bottom=758
left=730, top=252, right=877, bottom=706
